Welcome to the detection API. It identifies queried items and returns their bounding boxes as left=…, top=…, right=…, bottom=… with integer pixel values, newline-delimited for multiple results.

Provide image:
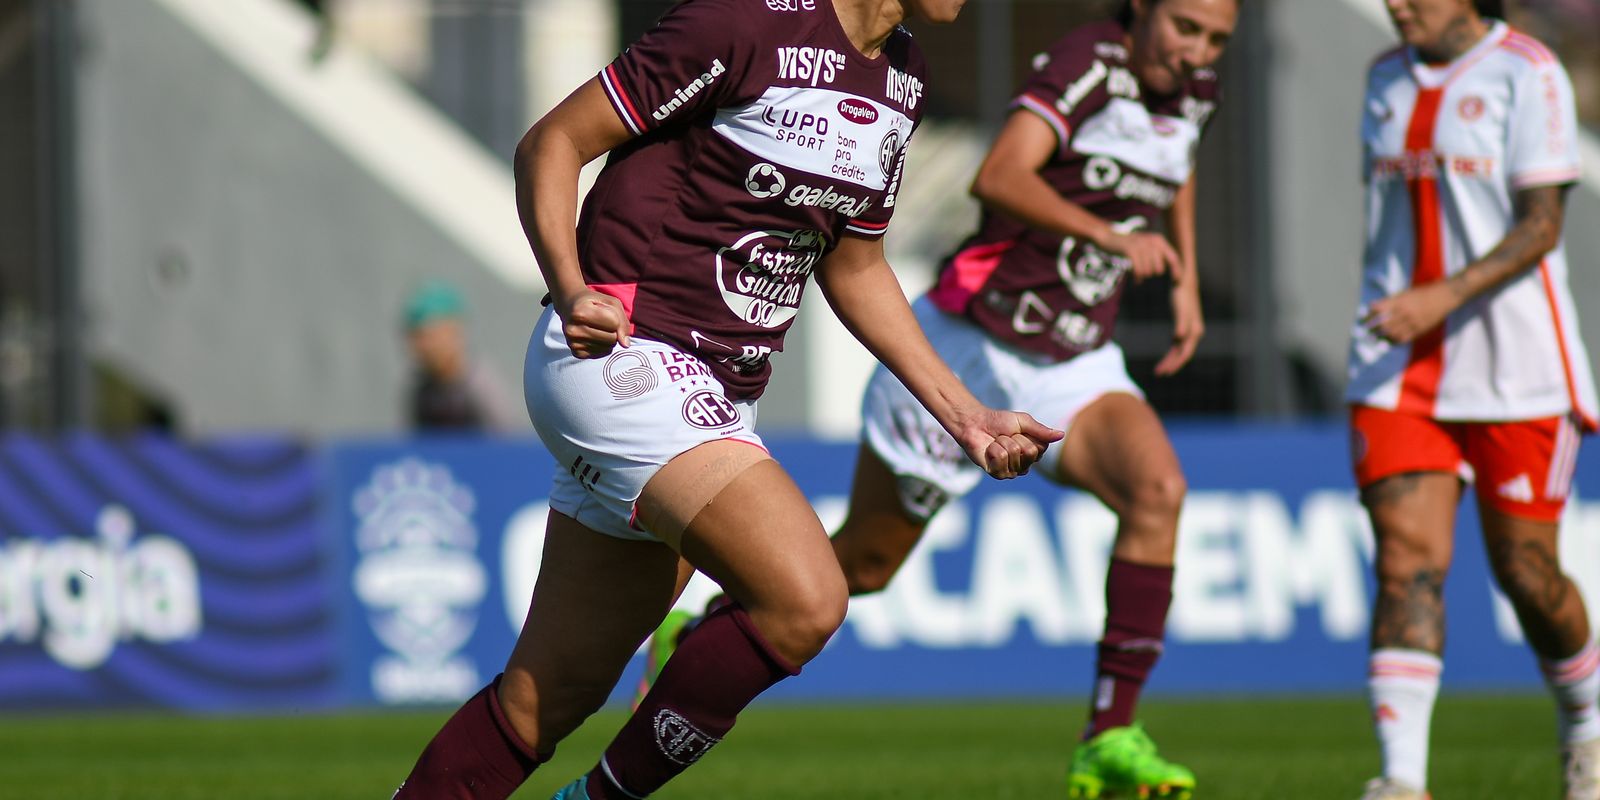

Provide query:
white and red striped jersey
left=1346, top=21, right=1596, bottom=429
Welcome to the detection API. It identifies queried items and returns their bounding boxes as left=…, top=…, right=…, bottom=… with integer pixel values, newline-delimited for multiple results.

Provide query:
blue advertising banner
left=0, top=435, right=337, bottom=711
left=327, top=425, right=1600, bottom=707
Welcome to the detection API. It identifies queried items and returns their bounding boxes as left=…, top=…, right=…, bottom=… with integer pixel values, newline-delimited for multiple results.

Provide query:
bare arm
left=1155, top=174, right=1204, bottom=375
left=1366, top=185, right=1569, bottom=343
left=816, top=236, right=1062, bottom=478
left=513, top=78, right=636, bottom=358
left=969, top=110, right=1179, bottom=280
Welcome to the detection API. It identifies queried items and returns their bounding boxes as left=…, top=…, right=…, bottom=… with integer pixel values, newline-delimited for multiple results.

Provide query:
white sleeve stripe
left=1511, top=167, right=1581, bottom=188
left=600, top=69, right=644, bottom=137
left=844, top=222, right=889, bottom=236
left=1013, top=94, right=1070, bottom=146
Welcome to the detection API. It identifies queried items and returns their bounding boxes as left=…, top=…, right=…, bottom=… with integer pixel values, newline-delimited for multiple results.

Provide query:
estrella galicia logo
left=654, top=708, right=721, bottom=765
left=878, top=127, right=903, bottom=179
left=352, top=458, right=487, bottom=704
left=683, top=390, right=740, bottom=430
left=603, top=349, right=657, bottom=400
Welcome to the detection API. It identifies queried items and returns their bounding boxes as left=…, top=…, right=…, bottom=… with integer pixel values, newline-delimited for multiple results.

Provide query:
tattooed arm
left=1363, top=185, right=1569, bottom=344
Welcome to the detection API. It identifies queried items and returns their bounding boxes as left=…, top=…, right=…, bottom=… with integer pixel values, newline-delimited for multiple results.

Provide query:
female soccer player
left=1347, top=1, right=1599, bottom=798
left=627, top=0, right=1234, bottom=794
left=389, top=1, right=1061, bottom=799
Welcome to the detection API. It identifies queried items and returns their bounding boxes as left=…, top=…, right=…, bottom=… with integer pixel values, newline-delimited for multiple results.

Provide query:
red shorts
left=1349, top=405, right=1582, bottom=522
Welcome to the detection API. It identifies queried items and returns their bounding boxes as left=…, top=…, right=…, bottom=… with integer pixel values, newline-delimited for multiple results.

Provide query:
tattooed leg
left=1361, top=472, right=1462, bottom=654
left=1481, top=504, right=1592, bottom=660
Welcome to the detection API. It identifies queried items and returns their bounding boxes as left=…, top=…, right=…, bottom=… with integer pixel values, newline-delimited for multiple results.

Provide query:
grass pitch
left=0, top=695, right=1562, bottom=798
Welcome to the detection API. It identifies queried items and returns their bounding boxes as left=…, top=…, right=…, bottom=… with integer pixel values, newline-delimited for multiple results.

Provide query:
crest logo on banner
left=352, top=459, right=487, bottom=704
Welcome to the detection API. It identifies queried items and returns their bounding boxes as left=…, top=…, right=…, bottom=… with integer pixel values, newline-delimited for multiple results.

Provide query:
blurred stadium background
left=2, top=0, right=1600, bottom=796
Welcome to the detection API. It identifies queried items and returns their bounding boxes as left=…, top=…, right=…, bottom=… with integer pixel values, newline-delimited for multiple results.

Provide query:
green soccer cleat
left=633, top=609, right=696, bottom=708
left=551, top=777, right=590, bottom=800
left=1066, top=724, right=1195, bottom=799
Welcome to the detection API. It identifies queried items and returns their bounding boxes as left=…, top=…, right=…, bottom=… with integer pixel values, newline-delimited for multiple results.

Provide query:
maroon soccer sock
left=585, top=603, right=800, bottom=799
left=1086, top=559, right=1174, bottom=738
left=393, top=674, right=543, bottom=799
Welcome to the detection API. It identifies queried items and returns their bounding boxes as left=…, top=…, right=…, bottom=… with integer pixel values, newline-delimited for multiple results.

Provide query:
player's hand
left=1098, top=230, right=1180, bottom=282
left=1155, top=278, right=1205, bottom=376
left=953, top=408, right=1065, bottom=480
left=555, top=289, right=631, bottom=358
left=1363, top=282, right=1457, bottom=345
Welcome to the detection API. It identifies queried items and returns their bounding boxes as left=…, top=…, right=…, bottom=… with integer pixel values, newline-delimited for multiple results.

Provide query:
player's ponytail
left=1473, top=0, right=1504, bottom=18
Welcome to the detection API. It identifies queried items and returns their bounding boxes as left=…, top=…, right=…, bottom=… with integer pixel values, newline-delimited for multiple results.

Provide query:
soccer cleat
left=1066, top=724, right=1195, bottom=799
left=551, top=776, right=590, bottom=800
left=1565, top=737, right=1600, bottom=800
left=633, top=609, right=696, bottom=708
left=1356, top=777, right=1430, bottom=800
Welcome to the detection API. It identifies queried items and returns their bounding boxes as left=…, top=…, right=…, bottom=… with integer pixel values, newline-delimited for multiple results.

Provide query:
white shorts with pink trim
left=861, top=295, right=1141, bottom=521
left=524, top=306, right=764, bottom=540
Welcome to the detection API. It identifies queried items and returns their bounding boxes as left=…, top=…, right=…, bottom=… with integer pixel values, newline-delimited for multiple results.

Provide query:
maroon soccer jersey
left=578, top=0, right=926, bottom=400
left=927, top=20, right=1220, bottom=362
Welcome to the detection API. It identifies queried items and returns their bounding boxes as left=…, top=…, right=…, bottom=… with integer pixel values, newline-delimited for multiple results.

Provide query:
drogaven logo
left=837, top=98, right=879, bottom=125
left=352, top=458, right=487, bottom=704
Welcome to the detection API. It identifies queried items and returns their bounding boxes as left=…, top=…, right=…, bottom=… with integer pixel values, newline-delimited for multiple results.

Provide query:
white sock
left=1369, top=648, right=1442, bottom=790
left=1542, top=640, right=1600, bottom=744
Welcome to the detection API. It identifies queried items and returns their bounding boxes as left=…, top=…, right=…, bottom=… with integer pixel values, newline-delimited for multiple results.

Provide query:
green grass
left=0, top=694, right=1565, bottom=798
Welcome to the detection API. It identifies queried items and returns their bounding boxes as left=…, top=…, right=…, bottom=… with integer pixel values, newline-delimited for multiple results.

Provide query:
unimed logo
left=682, top=391, right=739, bottom=430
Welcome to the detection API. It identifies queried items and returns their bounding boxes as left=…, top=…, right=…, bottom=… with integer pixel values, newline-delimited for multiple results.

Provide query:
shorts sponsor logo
left=654, top=708, right=721, bottom=765
left=745, top=162, right=787, bottom=199
left=1458, top=94, right=1485, bottom=122
left=602, top=349, right=657, bottom=400
left=777, top=46, right=846, bottom=87
left=683, top=390, right=740, bottom=430
left=652, top=59, right=726, bottom=122
left=878, top=127, right=903, bottom=179
left=837, top=98, right=879, bottom=125
left=714, top=229, right=825, bottom=328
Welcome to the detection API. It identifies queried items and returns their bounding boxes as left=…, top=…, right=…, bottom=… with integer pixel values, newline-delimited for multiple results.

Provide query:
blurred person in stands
left=390, top=0, right=1060, bottom=798
left=640, top=0, right=1237, bottom=797
left=1346, top=1, right=1600, bottom=798
left=403, top=279, right=522, bottom=432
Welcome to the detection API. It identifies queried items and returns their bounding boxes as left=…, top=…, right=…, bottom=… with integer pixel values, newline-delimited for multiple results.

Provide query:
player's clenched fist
left=555, top=289, right=632, bottom=359
left=956, top=409, right=1065, bottom=479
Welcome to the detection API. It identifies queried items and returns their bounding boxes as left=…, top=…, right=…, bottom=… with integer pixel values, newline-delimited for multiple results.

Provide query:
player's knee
left=774, top=585, right=848, bottom=664
left=1125, top=470, right=1187, bottom=524
left=1490, top=546, right=1565, bottom=609
left=1373, top=532, right=1447, bottom=581
left=841, top=551, right=896, bottom=595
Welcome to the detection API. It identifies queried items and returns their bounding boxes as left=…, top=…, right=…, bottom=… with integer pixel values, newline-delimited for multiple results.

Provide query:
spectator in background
left=403, top=279, right=522, bottom=432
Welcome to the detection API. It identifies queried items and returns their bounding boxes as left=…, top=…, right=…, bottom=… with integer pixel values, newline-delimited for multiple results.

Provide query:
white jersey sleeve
left=1507, top=57, right=1581, bottom=189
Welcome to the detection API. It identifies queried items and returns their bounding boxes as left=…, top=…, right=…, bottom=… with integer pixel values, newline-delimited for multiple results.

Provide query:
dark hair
left=1474, top=0, right=1504, bottom=18
left=1118, top=0, right=1243, bottom=28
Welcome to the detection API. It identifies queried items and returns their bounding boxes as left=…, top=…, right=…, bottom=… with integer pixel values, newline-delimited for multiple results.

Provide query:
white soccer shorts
left=523, top=306, right=765, bottom=540
left=861, top=295, right=1142, bottom=521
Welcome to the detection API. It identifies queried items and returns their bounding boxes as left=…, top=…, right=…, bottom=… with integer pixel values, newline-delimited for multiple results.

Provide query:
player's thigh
left=652, top=446, right=843, bottom=622
left=1053, top=392, right=1183, bottom=515
left=832, top=446, right=932, bottom=592
left=1350, top=405, right=1464, bottom=568
left=502, top=510, right=683, bottom=751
